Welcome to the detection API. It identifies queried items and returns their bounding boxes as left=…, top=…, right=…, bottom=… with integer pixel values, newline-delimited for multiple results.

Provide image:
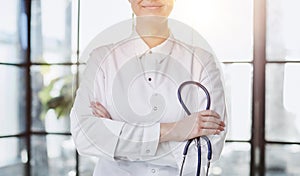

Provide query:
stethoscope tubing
left=177, top=81, right=212, bottom=176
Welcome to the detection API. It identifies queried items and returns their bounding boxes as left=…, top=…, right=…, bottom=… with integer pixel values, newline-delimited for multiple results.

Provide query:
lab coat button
left=153, top=106, right=158, bottom=111
left=151, top=169, right=156, bottom=173
left=146, top=149, right=150, bottom=153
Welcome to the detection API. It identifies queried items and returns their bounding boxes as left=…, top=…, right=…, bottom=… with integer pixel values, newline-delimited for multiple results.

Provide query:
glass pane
left=266, top=64, right=300, bottom=142
left=79, top=156, right=97, bottom=176
left=266, top=144, right=300, bottom=176
left=172, top=0, right=253, bottom=61
left=210, top=142, right=251, bottom=176
left=0, top=137, right=27, bottom=176
left=267, top=0, right=300, bottom=61
left=0, top=0, right=24, bottom=63
left=222, top=64, right=252, bottom=140
left=31, top=135, right=76, bottom=176
left=31, top=0, right=77, bottom=63
left=0, top=65, right=26, bottom=136
left=31, top=65, right=77, bottom=133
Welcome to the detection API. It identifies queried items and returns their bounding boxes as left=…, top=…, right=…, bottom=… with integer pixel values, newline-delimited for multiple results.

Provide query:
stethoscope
left=177, top=81, right=212, bottom=176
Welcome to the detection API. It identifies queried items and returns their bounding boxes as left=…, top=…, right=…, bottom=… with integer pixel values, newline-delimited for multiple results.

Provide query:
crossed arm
left=90, top=101, right=225, bottom=143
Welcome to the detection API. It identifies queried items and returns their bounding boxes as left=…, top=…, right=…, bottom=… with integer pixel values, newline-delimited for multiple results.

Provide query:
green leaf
left=38, top=75, right=76, bottom=120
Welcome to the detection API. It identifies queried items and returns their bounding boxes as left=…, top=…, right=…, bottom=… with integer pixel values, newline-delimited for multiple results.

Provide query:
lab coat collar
left=130, top=29, right=176, bottom=63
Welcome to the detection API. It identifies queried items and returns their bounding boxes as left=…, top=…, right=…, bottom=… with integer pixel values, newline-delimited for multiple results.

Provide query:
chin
left=138, top=11, right=168, bottom=17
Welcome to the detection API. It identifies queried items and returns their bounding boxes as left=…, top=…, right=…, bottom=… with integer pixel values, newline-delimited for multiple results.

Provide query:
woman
left=70, top=0, right=227, bottom=175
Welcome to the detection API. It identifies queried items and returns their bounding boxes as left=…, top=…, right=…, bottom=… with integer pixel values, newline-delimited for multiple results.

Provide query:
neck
left=136, top=16, right=170, bottom=48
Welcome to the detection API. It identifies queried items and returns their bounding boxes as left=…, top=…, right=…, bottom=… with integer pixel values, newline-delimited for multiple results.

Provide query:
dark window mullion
left=0, top=63, right=28, bottom=66
left=30, top=62, right=78, bottom=66
left=23, top=0, right=32, bottom=176
left=225, top=139, right=252, bottom=143
left=31, top=131, right=72, bottom=136
left=266, top=141, right=300, bottom=145
left=267, top=61, right=300, bottom=64
left=0, top=133, right=27, bottom=139
left=252, top=0, right=267, bottom=175
left=76, top=0, right=81, bottom=175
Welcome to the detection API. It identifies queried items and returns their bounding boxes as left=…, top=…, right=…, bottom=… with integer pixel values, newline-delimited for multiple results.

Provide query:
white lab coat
left=70, top=32, right=227, bottom=176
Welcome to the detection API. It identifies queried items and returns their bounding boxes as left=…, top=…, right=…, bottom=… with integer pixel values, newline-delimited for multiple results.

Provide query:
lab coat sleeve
left=169, top=49, right=228, bottom=174
left=197, top=49, right=228, bottom=163
left=70, top=47, right=160, bottom=161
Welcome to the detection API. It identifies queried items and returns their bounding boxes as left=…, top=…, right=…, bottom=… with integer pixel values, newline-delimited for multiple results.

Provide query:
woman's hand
left=90, top=101, right=112, bottom=119
left=160, top=110, right=225, bottom=142
left=90, top=101, right=225, bottom=142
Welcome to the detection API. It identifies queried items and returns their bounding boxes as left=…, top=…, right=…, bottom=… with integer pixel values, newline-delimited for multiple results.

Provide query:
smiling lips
left=142, top=4, right=163, bottom=10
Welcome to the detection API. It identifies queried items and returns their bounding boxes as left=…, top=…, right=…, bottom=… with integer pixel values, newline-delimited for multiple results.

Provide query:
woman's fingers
left=92, top=108, right=105, bottom=117
left=197, top=110, right=225, bottom=127
left=199, top=129, right=222, bottom=136
left=199, top=110, right=220, bottom=118
left=90, top=101, right=112, bottom=119
left=94, top=102, right=111, bottom=117
left=201, top=116, right=225, bottom=127
left=199, top=121, right=225, bottom=131
left=160, top=110, right=225, bottom=142
left=186, top=110, right=225, bottom=139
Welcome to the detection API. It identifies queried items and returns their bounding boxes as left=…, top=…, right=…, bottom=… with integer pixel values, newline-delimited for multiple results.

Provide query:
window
left=265, top=0, right=300, bottom=175
left=0, top=0, right=299, bottom=175
left=0, top=0, right=79, bottom=175
left=0, top=0, right=27, bottom=175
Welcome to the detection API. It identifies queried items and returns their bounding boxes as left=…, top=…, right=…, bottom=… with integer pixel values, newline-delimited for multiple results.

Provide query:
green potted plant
left=38, top=75, right=75, bottom=120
